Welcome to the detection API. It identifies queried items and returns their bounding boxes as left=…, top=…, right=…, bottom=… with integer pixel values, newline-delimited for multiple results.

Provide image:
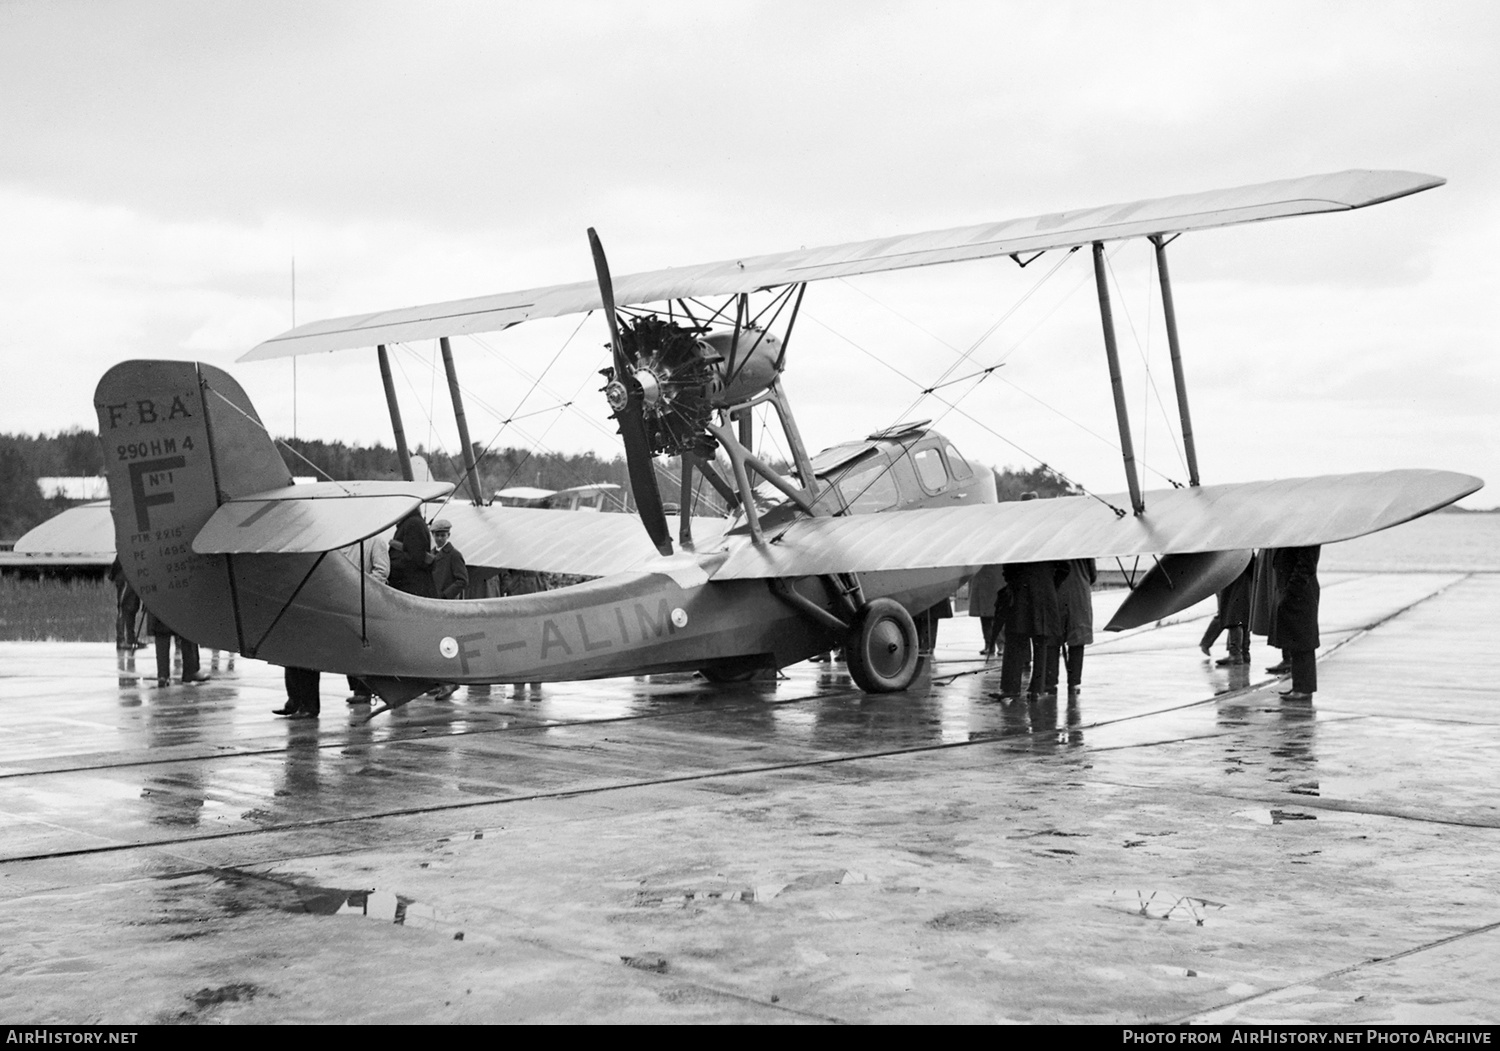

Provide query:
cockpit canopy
left=750, top=423, right=990, bottom=526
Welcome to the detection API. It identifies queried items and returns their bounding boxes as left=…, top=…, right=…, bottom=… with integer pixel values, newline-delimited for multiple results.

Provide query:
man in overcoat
left=429, top=519, right=469, bottom=600
left=1053, top=557, right=1096, bottom=694
left=1250, top=548, right=1287, bottom=673
left=1214, top=561, right=1254, bottom=667
left=1269, top=546, right=1321, bottom=700
left=968, top=563, right=1005, bottom=658
left=387, top=508, right=437, bottom=597
left=998, top=559, right=1069, bottom=700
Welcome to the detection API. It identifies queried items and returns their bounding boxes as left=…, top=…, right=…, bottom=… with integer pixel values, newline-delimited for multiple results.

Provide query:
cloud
left=1, top=0, right=1496, bottom=503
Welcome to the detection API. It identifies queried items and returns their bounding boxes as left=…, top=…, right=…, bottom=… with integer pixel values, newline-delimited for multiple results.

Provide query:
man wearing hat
left=427, top=518, right=469, bottom=702
left=429, top=518, right=469, bottom=600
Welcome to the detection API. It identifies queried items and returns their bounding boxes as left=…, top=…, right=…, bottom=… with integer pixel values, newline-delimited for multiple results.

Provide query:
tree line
left=1, top=429, right=1079, bottom=542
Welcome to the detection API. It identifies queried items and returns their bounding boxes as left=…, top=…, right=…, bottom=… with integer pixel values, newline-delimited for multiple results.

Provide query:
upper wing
left=707, top=470, right=1481, bottom=580
left=240, top=170, right=1442, bottom=361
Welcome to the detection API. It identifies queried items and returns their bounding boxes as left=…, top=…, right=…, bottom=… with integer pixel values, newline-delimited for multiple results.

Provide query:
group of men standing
left=274, top=511, right=469, bottom=719
left=964, top=494, right=1099, bottom=702
left=110, top=557, right=210, bottom=687
left=986, top=556, right=1098, bottom=702
left=1203, top=546, right=1321, bottom=701
left=970, top=490, right=1322, bottom=704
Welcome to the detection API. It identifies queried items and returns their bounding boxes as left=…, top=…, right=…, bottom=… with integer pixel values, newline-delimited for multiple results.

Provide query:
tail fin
left=95, top=360, right=292, bottom=650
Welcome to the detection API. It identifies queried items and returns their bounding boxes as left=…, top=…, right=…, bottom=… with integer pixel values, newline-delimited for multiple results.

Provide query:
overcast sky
left=3, top=0, right=1497, bottom=506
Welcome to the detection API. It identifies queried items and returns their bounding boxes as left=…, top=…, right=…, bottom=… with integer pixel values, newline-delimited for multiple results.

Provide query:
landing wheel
left=845, top=598, right=919, bottom=693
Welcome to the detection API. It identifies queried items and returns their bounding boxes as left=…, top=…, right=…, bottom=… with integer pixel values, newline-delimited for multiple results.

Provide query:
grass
left=0, top=575, right=116, bottom=642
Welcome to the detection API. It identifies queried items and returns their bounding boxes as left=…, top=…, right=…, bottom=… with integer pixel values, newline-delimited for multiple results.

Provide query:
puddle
left=330, top=888, right=483, bottom=941
left=436, top=829, right=491, bottom=843
left=157, top=869, right=487, bottom=943
left=1234, top=808, right=1317, bottom=825
left=634, top=886, right=763, bottom=907
left=927, top=908, right=1020, bottom=931
left=1111, top=890, right=1226, bottom=925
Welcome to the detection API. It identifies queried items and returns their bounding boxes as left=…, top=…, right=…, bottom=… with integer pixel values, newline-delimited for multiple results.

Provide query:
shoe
left=183, top=672, right=210, bottom=684
left=155, top=678, right=170, bottom=687
left=1067, top=684, right=1081, bottom=695
left=288, top=709, right=320, bottom=719
left=1200, top=644, right=1212, bottom=656
left=431, top=684, right=459, bottom=700
left=1279, top=690, right=1313, bottom=701
left=272, top=705, right=301, bottom=716
left=346, top=694, right=372, bottom=705
left=1214, top=656, right=1238, bottom=667
left=1266, top=662, right=1290, bottom=674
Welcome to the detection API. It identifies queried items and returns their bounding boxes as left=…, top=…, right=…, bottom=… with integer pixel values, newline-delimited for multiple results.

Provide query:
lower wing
left=707, top=470, right=1482, bottom=580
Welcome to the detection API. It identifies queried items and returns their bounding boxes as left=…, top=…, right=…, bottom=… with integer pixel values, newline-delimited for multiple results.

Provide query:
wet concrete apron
left=0, top=572, right=1496, bottom=1023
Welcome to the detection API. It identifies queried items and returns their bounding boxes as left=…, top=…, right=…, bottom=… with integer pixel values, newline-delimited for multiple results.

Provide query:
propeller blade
left=588, top=227, right=628, bottom=374
left=619, top=401, right=674, bottom=557
left=587, top=227, right=673, bottom=557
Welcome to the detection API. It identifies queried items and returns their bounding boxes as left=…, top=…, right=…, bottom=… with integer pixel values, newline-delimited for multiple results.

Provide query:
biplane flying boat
left=95, top=170, right=1482, bottom=708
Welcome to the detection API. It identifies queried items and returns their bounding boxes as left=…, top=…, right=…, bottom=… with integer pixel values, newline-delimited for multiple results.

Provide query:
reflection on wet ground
left=1, top=572, right=1498, bottom=1023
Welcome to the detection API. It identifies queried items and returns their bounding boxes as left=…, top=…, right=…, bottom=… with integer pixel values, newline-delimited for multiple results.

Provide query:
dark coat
left=1217, top=562, right=1253, bottom=627
left=1058, top=558, right=1096, bottom=646
left=1249, top=549, right=1277, bottom=638
left=431, top=543, right=469, bottom=600
left=387, top=511, right=437, bottom=598
left=1001, top=561, right=1068, bottom=638
left=1268, top=546, right=1320, bottom=651
left=967, top=564, right=1004, bottom=618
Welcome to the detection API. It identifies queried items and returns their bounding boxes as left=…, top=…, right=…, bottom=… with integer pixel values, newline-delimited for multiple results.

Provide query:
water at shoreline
left=1321, top=512, right=1500, bottom=573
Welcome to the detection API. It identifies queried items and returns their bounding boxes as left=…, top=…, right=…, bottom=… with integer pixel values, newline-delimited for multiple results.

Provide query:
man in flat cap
left=427, top=518, right=468, bottom=701
left=429, top=518, right=469, bottom=601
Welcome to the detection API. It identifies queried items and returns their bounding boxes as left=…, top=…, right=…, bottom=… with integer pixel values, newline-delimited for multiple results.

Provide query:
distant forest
left=0, top=429, right=1081, bottom=542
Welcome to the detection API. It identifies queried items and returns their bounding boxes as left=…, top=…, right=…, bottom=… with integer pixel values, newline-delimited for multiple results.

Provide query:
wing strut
left=1092, top=242, right=1144, bottom=515
left=440, top=336, right=486, bottom=504
left=1152, top=234, right=1200, bottom=487
left=377, top=345, right=415, bottom=482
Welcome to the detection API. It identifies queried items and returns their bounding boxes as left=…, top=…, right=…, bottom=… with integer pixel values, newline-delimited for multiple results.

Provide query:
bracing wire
left=198, top=381, right=354, bottom=496
left=1105, top=248, right=1187, bottom=479
left=802, top=315, right=1126, bottom=517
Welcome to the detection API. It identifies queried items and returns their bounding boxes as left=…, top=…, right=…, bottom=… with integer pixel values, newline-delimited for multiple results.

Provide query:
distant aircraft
left=492, top=482, right=620, bottom=511
left=95, top=170, right=1480, bottom=708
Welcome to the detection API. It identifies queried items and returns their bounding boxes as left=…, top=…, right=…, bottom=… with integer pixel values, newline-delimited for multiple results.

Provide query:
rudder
left=95, top=360, right=292, bottom=650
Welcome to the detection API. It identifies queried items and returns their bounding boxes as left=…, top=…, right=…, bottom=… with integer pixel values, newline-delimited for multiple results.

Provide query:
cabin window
left=945, top=444, right=974, bottom=480
left=815, top=457, right=901, bottom=514
left=912, top=446, right=948, bottom=493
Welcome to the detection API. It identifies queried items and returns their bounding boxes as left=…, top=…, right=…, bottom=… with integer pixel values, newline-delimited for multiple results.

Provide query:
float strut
left=1092, top=242, right=1144, bottom=515
left=678, top=457, right=694, bottom=549
left=1151, top=235, right=1200, bottom=487
left=439, top=336, right=486, bottom=505
left=377, top=344, right=414, bottom=482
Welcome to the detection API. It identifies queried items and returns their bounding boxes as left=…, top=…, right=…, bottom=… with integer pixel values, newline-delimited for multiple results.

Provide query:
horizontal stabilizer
left=708, top=470, right=1482, bottom=580
left=241, top=170, right=1444, bottom=360
left=193, top=480, right=453, bottom=555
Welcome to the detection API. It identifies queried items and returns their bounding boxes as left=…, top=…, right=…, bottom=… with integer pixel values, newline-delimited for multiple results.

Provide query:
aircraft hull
left=198, top=550, right=965, bottom=684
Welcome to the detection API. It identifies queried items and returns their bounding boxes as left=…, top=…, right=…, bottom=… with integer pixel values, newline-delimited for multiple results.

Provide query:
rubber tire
left=845, top=598, right=920, bottom=693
